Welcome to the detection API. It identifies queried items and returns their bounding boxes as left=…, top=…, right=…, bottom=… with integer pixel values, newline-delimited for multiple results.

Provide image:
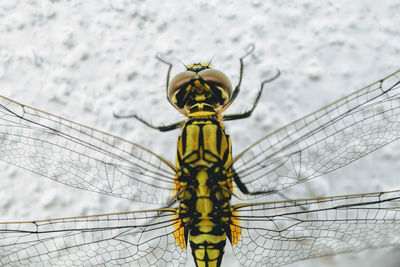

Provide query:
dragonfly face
left=0, top=46, right=400, bottom=267
left=168, top=63, right=232, bottom=114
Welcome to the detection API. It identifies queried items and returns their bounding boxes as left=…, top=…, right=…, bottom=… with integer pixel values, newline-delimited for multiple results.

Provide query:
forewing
left=232, top=70, right=400, bottom=198
left=231, top=190, right=400, bottom=266
left=0, top=208, right=186, bottom=266
left=0, top=95, right=177, bottom=204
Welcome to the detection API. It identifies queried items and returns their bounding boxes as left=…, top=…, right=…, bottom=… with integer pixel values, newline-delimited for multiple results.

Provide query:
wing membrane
left=232, top=70, right=400, bottom=198
left=0, top=95, right=177, bottom=204
left=232, top=190, right=400, bottom=266
left=0, top=208, right=186, bottom=266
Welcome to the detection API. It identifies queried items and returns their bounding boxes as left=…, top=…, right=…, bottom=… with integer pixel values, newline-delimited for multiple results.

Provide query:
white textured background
left=1, top=1, right=400, bottom=266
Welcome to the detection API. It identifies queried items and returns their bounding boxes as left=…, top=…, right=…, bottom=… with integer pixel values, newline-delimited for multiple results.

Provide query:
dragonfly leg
left=219, top=44, right=256, bottom=113
left=232, top=171, right=276, bottom=195
left=233, top=171, right=307, bottom=210
left=223, top=69, right=280, bottom=121
left=233, top=44, right=256, bottom=96
left=113, top=54, right=183, bottom=132
left=155, top=53, right=174, bottom=107
left=113, top=112, right=184, bottom=132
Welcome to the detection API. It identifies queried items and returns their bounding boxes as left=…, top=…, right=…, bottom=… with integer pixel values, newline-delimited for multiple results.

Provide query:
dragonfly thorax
left=168, top=64, right=233, bottom=115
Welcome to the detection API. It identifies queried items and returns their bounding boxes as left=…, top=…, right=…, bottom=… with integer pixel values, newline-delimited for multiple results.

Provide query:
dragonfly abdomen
left=192, top=168, right=232, bottom=267
left=176, top=117, right=235, bottom=267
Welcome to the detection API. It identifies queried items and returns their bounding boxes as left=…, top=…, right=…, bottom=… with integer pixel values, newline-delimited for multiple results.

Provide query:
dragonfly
left=0, top=45, right=400, bottom=267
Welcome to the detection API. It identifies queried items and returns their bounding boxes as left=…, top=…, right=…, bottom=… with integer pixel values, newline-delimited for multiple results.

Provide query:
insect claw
left=261, top=68, right=281, bottom=85
left=155, top=53, right=173, bottom=66
left=241, top=43, right=256, bottom=59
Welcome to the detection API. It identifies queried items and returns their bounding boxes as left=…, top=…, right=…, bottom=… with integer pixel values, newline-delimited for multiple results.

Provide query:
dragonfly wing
left=0, top=208, right=186, bottom=266
left=0, top=95, right=177, bottom=204
left=231, top=70, right=400, bottom=198
left=231, top=190, right=400, bottom=266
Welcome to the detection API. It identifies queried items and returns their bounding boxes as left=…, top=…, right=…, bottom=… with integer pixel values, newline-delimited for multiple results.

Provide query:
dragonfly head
left=168, top=63, right=232, bottom=115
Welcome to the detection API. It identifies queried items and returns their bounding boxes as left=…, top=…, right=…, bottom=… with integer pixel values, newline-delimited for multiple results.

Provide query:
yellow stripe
left=190, top=233, right=226, bottom=244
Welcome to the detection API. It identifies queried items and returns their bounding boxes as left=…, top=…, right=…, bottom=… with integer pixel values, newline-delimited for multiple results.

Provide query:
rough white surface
left=1, top=1, right=400, bottom=266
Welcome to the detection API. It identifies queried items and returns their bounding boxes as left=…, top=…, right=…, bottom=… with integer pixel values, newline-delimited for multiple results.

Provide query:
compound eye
left=197, top=69, right=232, bottom=101
left=168, top=71, right=196, bottom=102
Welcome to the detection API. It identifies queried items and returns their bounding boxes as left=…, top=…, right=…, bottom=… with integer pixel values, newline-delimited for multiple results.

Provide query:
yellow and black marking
left=172, top=77, right=229, bottom=110
left=175, top=117, right=236, bottom=267
left=3, top=45, right=400, bottom=267
left=186, top=62, right=213, bottom=72
left=115, top=47, right=279, bottom=266
left=169, top=64, right=241, bottom=267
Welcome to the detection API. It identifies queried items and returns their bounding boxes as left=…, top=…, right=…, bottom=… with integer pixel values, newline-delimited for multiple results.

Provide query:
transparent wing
left=0, top=95, right=178, bottom=204
left=0, top=208, right=186, bottom=266
left=232, top=70, right=400, bottom=198
left=231, top=190, right=400, bottom=266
